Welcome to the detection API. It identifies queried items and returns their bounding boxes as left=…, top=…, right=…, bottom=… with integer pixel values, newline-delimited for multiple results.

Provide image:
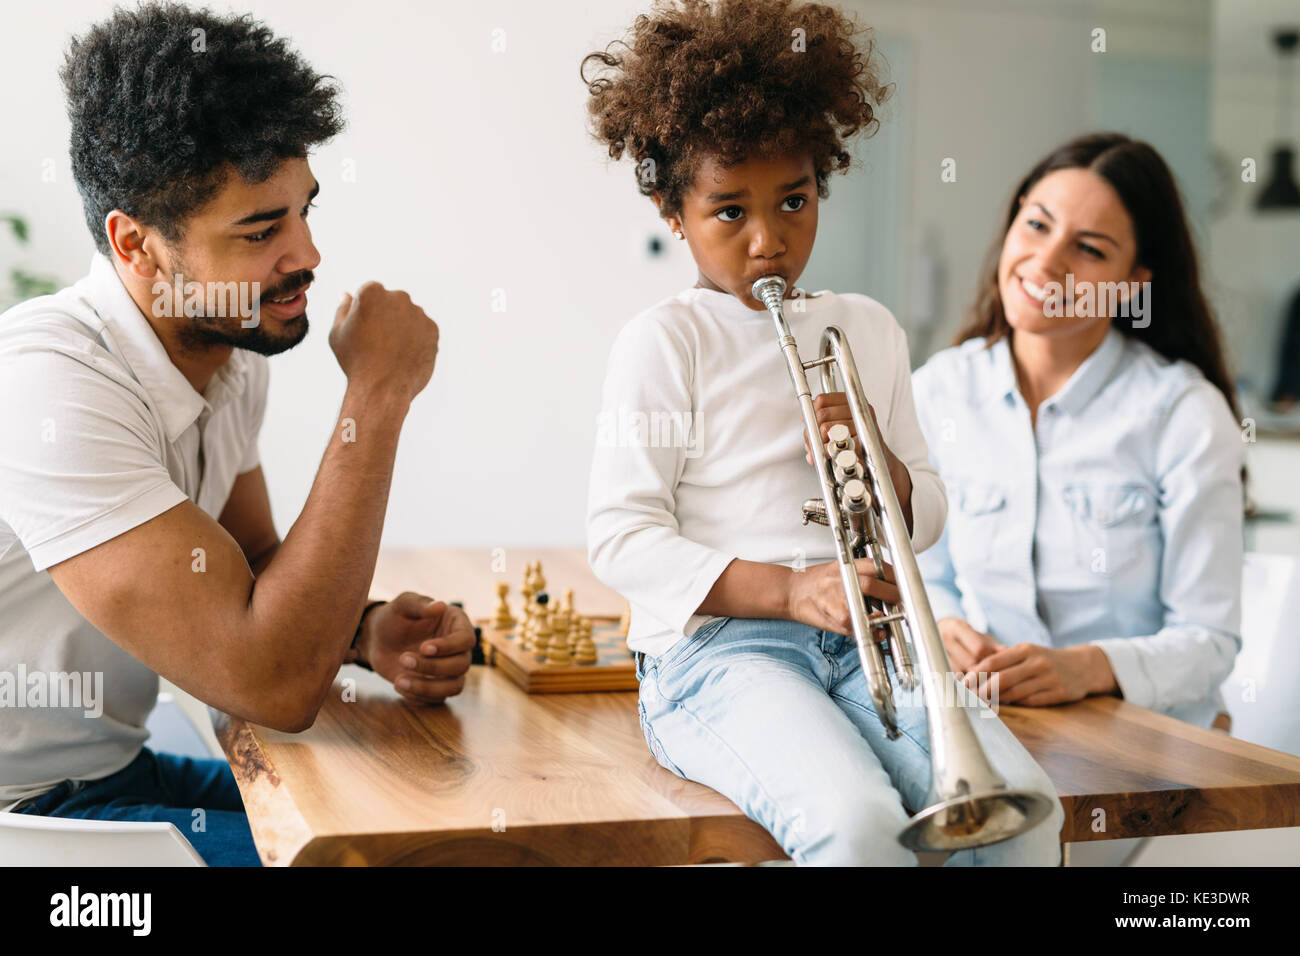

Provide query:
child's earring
left=672, top=228, right=684, bottom=240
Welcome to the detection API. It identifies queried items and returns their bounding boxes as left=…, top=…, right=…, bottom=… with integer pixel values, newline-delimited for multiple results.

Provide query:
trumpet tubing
left=751, top=274, right=1055, bottom=852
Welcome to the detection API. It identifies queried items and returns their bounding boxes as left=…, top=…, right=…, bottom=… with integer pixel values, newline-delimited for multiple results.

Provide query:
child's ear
left=653, top=196, right=684, bottom=239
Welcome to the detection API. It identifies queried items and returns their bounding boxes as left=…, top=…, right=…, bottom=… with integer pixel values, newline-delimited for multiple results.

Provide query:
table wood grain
left=214, top=548, right=1300, bottom=865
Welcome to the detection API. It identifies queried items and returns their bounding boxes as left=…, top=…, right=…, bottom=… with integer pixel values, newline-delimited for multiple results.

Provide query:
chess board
left=477, top=615, right=637, bottom=693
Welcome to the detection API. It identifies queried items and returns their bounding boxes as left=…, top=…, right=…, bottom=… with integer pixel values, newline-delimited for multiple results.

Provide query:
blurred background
left=2, top=0, right=1299, bottom=860
left=4, top=0, right=1296, bottom=548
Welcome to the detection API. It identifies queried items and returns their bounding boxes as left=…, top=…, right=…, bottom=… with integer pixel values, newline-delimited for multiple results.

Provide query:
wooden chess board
left=477, top=615, right=637, bottom=693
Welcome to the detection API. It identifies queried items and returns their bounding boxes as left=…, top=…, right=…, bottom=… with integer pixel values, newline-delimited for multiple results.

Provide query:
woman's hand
left=938, top=617, right=1002, bottom=674
left=785, top=559, right=901, bottom=635
left=962, top=642, right=1117, bottom=706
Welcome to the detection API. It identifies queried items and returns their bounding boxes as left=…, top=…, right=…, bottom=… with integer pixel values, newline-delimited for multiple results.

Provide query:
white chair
left=1223, top=552, right=1300, bottom=756
left=0, top=812, right=204, bottom=866
left=0, top=688, right=222, bottom=867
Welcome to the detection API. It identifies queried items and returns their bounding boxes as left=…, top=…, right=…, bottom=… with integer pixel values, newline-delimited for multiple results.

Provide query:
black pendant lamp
left=1259, top=28, right=1300, bottom=211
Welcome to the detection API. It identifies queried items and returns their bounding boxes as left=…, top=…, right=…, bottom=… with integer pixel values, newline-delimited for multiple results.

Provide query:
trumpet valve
left=832, top=448, right=863, bottom=485
left=826, top=423, right=853, bottom=452
left=840, top=478, right=871, bottom=515
left=801, top=498, right=830, bottom=526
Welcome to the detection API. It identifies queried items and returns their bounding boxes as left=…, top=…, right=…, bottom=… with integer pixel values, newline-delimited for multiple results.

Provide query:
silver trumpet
left=752, top=275, right=1055, bottom=852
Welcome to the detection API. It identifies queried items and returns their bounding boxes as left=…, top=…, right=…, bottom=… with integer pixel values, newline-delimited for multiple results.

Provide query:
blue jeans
left=636, top=617, right=1065, bottom=866
left=16, top=747, right=261, bottom=867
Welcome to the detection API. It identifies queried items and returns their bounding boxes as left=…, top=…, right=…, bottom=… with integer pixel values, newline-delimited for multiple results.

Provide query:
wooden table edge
left=212, top=713, right=317, bottom=867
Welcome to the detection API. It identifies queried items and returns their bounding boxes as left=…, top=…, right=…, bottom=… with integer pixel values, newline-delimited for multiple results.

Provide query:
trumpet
left=752, top=275, right=1055, bottom=852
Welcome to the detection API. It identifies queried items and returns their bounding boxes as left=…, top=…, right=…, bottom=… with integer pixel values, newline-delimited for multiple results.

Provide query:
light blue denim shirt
left=911, top=328, right=1244, bottom=728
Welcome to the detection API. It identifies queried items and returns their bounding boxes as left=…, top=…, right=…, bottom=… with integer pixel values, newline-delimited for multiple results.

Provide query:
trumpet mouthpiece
left=751, top=275, right=787, bottom=310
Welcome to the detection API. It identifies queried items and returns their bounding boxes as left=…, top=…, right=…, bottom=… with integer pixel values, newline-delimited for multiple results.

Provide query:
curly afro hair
left=581, top=0, right=889, bottom=218
left=60, top=2, right=344, bottom=255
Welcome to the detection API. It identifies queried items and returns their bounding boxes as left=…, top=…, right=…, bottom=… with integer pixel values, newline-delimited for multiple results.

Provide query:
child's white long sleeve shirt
left=587, top=286, right=946, bottom=658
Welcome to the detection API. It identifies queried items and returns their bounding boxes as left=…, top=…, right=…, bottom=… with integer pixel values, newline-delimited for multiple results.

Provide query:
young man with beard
left=0, top=3, right=472, bottom=865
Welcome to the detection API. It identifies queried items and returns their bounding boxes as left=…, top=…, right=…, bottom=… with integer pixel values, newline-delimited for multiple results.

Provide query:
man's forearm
left=695, top=558, right=793, bottom=620
left=246, top=383, right=408, bottom=690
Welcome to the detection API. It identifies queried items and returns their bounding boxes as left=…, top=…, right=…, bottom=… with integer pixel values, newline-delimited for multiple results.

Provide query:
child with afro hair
left=583, top=0, right=1063, bottom=866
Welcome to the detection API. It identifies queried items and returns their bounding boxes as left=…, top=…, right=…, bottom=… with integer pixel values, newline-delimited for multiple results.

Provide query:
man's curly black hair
left=61, top=2, right=344, bottom=255
left=580, top=0, right=890, bottom=218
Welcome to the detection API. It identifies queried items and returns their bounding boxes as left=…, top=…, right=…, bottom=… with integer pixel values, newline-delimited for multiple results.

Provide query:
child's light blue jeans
left=636, top=616, right=1065, bottom=866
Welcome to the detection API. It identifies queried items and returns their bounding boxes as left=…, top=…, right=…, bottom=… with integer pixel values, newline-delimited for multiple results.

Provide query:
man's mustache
left=259, top=270, right=315, bottom=302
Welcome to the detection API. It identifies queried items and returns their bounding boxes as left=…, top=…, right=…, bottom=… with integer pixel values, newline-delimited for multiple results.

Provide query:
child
left=582, top=0, right=1063, bottom=865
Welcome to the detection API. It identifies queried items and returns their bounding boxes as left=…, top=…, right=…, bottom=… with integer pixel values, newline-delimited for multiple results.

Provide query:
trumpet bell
left=900, top=787, right=1058, bottom=853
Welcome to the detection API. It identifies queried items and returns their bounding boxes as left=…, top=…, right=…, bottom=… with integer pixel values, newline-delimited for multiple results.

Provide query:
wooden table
left=214, top=548, right=1300, bottom=865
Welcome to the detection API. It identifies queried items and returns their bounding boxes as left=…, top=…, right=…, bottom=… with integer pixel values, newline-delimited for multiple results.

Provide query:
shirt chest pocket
left=1061, top=482, right=1157, bottom=578
left=949, top=482, right=1008, bottom=565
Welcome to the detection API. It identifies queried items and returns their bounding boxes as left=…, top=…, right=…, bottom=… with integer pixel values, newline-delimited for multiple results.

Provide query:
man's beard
left=166, top=253, right=313, bottom=357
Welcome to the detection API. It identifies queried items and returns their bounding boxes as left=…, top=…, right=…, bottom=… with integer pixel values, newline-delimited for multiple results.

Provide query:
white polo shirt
left=0, top=254, right=268, bottom=808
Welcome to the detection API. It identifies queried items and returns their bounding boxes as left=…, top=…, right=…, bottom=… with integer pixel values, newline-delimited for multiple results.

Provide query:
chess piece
left=544, top=611, right=573, bottom=667
left=532, top=599, right=553, bottom=662
left=618, top=600, right=631, bottom=639
left=574, top=617, right=598, bottom=665
left=518, top=600, right=534, bottom=649
left=523, top=591, right=547, bottom=651
left=520, top=562, right=535, bottom=607
left=551, top=608, right=570, bottom=657
left=532, top=561, right=547, bottom=597
left=562, top=587, right=575, bottom=615
left=492, top=582, right=516, bottom=631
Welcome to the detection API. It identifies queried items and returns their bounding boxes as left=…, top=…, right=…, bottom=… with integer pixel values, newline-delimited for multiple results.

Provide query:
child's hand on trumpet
left=785, top=558, right=901, bottom=636
left=804, top=392, right=866, bottom=466
left=803, top=392, right=915, bottom=532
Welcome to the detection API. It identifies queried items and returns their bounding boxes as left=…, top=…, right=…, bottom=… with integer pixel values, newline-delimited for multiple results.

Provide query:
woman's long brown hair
left=954, top=132, right=1241, bottom=421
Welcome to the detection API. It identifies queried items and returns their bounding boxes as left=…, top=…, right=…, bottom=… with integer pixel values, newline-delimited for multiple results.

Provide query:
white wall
left=0, top=0, right=1233, bottom=550
left=1206, top=0, right=1300, bottom=394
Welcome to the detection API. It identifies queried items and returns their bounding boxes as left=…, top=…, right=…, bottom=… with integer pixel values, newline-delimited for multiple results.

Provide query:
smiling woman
left=912, top=132, right=1245, bottom=730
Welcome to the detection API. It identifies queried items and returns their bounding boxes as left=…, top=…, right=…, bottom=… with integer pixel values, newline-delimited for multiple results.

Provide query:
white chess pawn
left=544, top=612, right=573, bottom=667
left=533, top=602, right=554, bottom=662
left=492, top=581, right=515, bottom=631
left=574, top=617, right=598, bottom=665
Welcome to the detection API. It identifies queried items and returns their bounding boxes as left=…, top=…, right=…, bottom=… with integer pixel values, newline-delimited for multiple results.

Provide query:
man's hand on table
left=355, top=592, right=474, bottom=703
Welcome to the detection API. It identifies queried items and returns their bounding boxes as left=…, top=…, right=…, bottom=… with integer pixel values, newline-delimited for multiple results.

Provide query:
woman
left=913, top=132, right=1244, bottom=731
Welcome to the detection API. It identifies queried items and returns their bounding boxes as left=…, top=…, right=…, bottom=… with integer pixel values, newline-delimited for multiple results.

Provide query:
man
left=0, top=3, right=473, bottom=866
